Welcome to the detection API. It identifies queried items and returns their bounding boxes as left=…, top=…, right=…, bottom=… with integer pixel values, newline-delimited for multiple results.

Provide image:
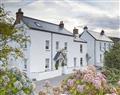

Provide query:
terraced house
left=14, top=9, right=87, bottom=81
left=80, top=26, right=113, bottom=68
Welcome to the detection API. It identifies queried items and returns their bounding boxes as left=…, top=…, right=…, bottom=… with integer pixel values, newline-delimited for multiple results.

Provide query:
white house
left=80, top=26, right=113, bottom=67
left=14, top=9, right=87, bottom=81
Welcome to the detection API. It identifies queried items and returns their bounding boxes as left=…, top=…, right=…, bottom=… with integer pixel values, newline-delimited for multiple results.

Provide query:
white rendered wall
left=80, top=31, right=95, bottom=65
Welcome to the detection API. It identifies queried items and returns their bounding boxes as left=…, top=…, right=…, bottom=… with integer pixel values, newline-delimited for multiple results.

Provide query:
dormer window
left=34, top=22, right=42, bottom=27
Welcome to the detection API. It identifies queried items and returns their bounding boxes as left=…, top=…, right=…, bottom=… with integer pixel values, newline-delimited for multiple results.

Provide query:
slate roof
left=74, top=37, right=87, bottom=43
left=82, top=30, right=113, bottom=42
left=22, top=16, right=73, bottom=36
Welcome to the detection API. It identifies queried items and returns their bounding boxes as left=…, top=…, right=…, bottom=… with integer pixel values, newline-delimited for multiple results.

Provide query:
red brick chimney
left=14, top=8, right=23, bottom=25
left=59, top=21, right=64, bottom=28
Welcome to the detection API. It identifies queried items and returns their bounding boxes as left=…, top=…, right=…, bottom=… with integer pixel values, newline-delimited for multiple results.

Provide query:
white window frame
left=45, top=40, right=49, bottom=50
left=64, top=42, right=67, bottom=50
left=74, top=57, right=77, bottom=67
left=80, top=44, right=83, bottom=53
left=56, top=41, right=59, bottom=50
left=45, top=58, right=50, bottom=71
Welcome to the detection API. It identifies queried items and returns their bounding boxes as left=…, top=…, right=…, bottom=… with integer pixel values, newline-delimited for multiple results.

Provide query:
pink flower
left=67, top=79, right=75, bottom=87
left=77, top=85, right=85, bottom=93
left=83, top=73, right=94, bottom=82
left=92, top=78, right=102, bottom=89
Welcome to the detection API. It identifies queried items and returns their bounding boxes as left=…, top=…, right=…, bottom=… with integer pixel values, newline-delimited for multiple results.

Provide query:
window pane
left=64, top=42, right=67, bottom=50
left=56, top=41, right=59, bottom=50
left=45, top=58, right=50, bottom=71
left=80, top=44, right=83, bottom=53
left=74, top=58, right=77, bottom=67
left=80, top=58, right=83, bottom=66
left=45, top=40, right=49, bottom=49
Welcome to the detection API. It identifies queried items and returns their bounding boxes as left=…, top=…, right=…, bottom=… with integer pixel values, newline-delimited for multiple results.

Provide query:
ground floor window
left=45, top=58, right=50, bottom=71
left=74, top=57, right=77, bottom=67
left=100, top=54, right=102, bottom=63
left=80, top=58, right=83, bottom=66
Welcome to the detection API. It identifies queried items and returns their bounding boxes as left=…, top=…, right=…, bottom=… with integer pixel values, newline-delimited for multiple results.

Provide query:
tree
left=0, top=5, right=29, bottom=65
left=104, top=43, right=120, bottom=69
left=102, top=43, right=120, bottom=85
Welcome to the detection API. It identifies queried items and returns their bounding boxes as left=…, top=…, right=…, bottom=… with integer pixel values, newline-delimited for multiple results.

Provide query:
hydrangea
left=2, top=75, right=10, bottom=83
left=77, top=85, right=85, bottom=93
left=14, top=80, right=23, bottom=90
left=61, top=65, right=120, bottom=95
left=0, top=66, right=35, bottom=95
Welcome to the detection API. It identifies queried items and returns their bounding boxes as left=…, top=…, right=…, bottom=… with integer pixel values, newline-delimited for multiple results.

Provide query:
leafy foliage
left=0, top=5, right=29, bottom=65
left=61, top=66, right=120, bottom=95
left=102, top=67, right=120, bottom=85
left=0, top=66, right=35, bottom=95
left=104, top=43, right=120, bottom=69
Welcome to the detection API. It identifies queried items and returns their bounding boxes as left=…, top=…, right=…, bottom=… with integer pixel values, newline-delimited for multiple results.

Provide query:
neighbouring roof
left=74, top=37, right=87, bottom=43
left=109, top=36, right=120, bottom=43
left=86, top=30, right=113, bottom=42
left=22, top=16, right=73, bottom=36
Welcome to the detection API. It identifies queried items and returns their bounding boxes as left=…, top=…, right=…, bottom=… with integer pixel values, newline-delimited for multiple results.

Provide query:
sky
left=1, top=0, right=120, bottom=37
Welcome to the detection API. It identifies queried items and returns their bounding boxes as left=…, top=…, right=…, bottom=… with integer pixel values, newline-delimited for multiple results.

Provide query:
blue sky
left=1, top=0, right=120, bottom=37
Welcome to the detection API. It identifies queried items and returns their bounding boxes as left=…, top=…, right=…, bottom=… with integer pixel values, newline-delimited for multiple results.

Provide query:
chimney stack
left=73, top=27, right=79, bottom=38
left=59, top=21, right=64, bottom=28
left=15, top=8, right=23, bottom=25
left=100, top=30, right=104, bottom=35
left=83, top=26, right=88, bottom=31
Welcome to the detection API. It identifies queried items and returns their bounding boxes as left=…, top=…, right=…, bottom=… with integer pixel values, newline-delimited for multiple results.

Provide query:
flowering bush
left=61, top=65, right=120, bottom=95
left=0, top=66, right=35, bottom=95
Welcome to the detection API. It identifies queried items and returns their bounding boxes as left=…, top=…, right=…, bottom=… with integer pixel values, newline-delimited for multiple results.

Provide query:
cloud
left=3, top=0, right=120, bottom=37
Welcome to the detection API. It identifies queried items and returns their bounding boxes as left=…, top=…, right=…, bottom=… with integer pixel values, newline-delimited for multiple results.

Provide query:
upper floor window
left=45, top=40, right=49, bottom=50
left=100, top=54, right=102, bottom=63
left=109, top=43, right=111, bottom=49
left=64, top=42, right=67, bottom=50
left=80, top=44, right=83, bottom=53
left=45, top=58, right=50, bottom=71
left=56, top=41, right=59, bottom=50
left=80, top=58, right=83, bottom=66
left=100, top=42, right=102, bottom=51
left=104, top=43, right=106, bottom=51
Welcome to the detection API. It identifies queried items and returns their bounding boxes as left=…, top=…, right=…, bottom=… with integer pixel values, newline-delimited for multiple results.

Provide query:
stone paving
left=34, top=74, right=70, bottom=94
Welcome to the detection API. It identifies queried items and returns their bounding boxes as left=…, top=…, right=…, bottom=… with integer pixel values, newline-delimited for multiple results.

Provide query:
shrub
left=61, top=65, right=120, bottom=95
left=0, top=66, right=35, bottom=95
left=104, top=43, right=120, bottom=70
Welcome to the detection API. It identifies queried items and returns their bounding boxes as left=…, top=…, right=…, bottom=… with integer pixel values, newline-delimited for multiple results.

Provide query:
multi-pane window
left=74, top=57, right=77, bottom=67
left=104, top=43, right=106, bottom=51
left=100, top=42, right=102, bottom=51
left=24, top=59, right=27, bottom=69
left=56, top=41, right=59, bottom=50
left=45, top=40, right=49, bottom=50
left=80, top=44, right=83, bottom=53
left=64, top=42, right=67, bottom=50
left=100, top=54, right=102, bottom=63
left=45, top=58, right=50, bottom=71
left=80, top=58, right=83, bottom=66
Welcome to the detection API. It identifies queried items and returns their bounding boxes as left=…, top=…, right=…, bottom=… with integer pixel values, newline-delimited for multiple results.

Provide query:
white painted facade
left=80, top=28, right=113, bottom=67
left=14, top=9, right=87, bottom=80
left=28, top=29, right=87, bottom=80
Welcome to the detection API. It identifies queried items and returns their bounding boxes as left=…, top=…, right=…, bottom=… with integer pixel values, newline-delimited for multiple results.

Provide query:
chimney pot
left=100, top=30, right=104, bottom=35
left=59, top=21, right=64, bottom=28
left=83, top=26, right=88, bottom=31
left=73, top=27, right=79, bottom=37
